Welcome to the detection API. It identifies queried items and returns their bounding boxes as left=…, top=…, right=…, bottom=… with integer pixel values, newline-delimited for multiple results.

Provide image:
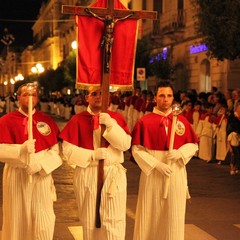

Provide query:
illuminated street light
left=71, top=41, right=77, bottom=50
left=31, top=63, right=44, bottom=74
left=10, top=78, right=15, bottom=84
left=15, top=73, right=24, bottom=81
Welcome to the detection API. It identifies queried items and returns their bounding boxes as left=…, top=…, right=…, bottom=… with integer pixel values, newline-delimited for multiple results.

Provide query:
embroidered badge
left=175, top=120, right=185, bottom=136
left=36, top=122, right=51, bottom=136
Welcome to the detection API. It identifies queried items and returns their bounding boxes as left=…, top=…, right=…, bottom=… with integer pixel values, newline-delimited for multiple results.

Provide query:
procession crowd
left=40, top=86, right=240, bottom=175
left=0, top=83, right=239, bottom=240
left=1, top=85, right=240, bottom=175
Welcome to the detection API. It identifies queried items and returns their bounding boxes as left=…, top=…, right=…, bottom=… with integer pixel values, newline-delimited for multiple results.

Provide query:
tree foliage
left=148, top=50, right=174, bottom=80
left=135, top=36, right=153, bottom=77
left=135, top=36, right=174, bottom=80
left=192, top=0, right=240, bottom=60
left=63, top=51, right=76, bottom=83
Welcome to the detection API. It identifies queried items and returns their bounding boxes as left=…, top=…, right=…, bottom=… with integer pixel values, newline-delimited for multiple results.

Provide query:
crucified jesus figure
left=85, top=8, right=134, bottom=73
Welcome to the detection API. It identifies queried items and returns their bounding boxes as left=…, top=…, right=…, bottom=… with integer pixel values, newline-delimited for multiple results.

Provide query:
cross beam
left=62, top=5, right=157, bottom=20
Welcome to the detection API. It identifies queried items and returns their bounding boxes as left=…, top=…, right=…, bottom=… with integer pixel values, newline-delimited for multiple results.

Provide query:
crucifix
left=62, top=0, right=157, bottom=228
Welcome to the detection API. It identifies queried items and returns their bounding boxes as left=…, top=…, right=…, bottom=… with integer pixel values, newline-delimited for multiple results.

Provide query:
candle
left=27, top=84, right=34, bottom=183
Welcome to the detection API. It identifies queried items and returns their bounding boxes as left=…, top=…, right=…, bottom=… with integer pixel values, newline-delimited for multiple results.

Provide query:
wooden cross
left=62, top=0, right=157, bottom=228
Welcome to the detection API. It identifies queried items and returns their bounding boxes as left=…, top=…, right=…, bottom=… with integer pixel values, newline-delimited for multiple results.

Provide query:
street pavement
left=0, top=116, right=240, bottom=240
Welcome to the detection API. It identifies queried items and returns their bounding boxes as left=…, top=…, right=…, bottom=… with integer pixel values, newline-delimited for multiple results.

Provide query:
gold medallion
left=36, top=122, right=51, bottom=136
left=175, top=120, right=185, bottom=136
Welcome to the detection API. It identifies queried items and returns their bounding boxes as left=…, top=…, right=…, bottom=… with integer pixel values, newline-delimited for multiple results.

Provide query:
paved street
left=0, top=116, right=240, bottom=240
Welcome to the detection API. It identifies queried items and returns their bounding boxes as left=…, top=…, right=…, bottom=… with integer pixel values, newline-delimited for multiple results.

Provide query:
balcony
left=152, top=9, right=186, bottom=37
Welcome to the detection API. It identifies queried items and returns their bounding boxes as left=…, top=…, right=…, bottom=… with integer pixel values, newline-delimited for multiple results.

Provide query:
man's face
left=194, top=104, right=201, bottom=111
left=86, top=87, right=102, bottom=112
left=18, top=86, right=38, bottom=113
left=155, top=87, right=174, bottom=113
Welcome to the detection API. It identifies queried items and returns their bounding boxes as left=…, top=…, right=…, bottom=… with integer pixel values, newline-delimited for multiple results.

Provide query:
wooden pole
left=96, top=67, right=110, bottom=228
left=27, top=83, right=34, bottom=183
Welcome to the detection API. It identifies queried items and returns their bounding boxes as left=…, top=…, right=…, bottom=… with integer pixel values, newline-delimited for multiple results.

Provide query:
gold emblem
left=175, top=120, right=185, bottom=136
left=36, top=122, right=51, bottom=136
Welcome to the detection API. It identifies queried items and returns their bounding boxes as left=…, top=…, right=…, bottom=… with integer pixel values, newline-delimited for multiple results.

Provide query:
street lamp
left=1, top=28, right=15, bottom=95
left=1, top=28, right=15, bottom=56
left=31, top=63, right=44, bottom=74
left=10, top=78, right=15, bottom=85
left=71, top=41, right=77, bottom=50
left=15, top=73, right=24, bottom=81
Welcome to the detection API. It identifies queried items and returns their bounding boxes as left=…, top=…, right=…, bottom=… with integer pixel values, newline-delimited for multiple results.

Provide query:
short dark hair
left=155, top=80, right=174, bottom=95
left=17, top=83, right=38, bottom=96
left=17, top=84, right=28, bottom=96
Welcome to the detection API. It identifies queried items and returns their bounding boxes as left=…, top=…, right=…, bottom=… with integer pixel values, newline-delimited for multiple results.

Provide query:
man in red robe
left=59, top=86, right=131, bottom=240
left=131, top=81, right=198, bottom=240
left=0, top=84, right=62, bottom=240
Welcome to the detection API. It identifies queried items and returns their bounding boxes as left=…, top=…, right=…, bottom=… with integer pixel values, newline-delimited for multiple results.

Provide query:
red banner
left=76, top=0, right=138, bottom=90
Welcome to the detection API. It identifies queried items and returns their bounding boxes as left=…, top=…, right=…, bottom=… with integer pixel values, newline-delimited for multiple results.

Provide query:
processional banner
left=76, top=0, right=138, bottom=90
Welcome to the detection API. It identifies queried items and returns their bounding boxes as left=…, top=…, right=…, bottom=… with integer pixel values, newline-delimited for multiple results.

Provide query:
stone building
left=20, top=0, right=240, bottom=93
left=130, top=0, right=240, bottom=92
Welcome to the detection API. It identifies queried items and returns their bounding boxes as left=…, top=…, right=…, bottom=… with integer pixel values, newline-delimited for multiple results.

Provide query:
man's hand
left=25, top=157, right=42, bottom=175
left=93, top=148, right=108, bottom=161
left=99, top=113, right=114, bottom=128
left=155, top=162, right=172, bottom=177
left=20, top=139, right=36, bottom=156
left=166, top=149, right=182, bottom=163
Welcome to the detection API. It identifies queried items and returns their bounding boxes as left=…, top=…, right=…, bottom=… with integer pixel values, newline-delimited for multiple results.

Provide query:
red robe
left=132, top=112, right=199, bottom=150
left=0, top=110, right=59, bottom=153
left=214, top=114, right=227, bottom=125
left=59, top=110, right=130, bottom=149
left=134, top=98, right=145, bottom=111
left=181, top=109, right=193, bottom=124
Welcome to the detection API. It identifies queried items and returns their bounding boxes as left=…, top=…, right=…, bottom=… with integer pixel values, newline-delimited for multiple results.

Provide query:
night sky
left=0, top=0, right=47, bottom=52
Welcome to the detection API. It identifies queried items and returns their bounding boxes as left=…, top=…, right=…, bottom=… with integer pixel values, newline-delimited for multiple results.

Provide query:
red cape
left=214, top=114, right=227, bottom=125
left=200, top=112, right=214, bottom=123
left=132, top=112, right=199, bottom=150
left=59, top=110, right=130, bottom=149
left=0, top=110, right=59, bottom=153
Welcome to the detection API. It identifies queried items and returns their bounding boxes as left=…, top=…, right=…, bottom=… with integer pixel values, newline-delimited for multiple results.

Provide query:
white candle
left=28, top=85, right=33, bottom=183
left=28, top=94, right=33, bottom=140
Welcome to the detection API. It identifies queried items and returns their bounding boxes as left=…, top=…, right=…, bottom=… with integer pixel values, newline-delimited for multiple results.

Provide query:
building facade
left=132, top=0, right=240, bottom=93
left=17, top=0, right=240, bottom=94
left=31, top=0, right=77, bottom=71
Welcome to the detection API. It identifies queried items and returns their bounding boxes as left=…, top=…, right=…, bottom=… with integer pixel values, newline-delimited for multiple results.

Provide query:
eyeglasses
left=89, top=91, right=102, bottom=97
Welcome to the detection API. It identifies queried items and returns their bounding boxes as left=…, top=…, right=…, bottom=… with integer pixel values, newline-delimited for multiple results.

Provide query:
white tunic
left=196, top=116, right=214, bottom=161
left=62, top=118, right=131, bottom=240
left=132, top=143, right=198, bottom=240
left=0, top=143, right=62, bottom=240
left=214, top=118, right=228, bottom=161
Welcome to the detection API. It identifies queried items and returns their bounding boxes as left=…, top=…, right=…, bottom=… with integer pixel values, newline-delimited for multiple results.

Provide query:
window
left=178, top=0, right=184, bottom=10
left=154, top=0, right=162, bottom=14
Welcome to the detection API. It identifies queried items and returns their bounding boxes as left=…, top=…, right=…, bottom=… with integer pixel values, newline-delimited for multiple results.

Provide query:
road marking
left=126, top=207, right=136, bottom=220
left=68, top=226, right=83, bottom=240
left=185, top=224, right=217, bottom=240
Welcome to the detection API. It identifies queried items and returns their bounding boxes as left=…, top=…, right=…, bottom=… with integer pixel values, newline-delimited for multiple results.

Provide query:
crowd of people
left=45, top=85, right=240, bottom=176
left=1, top=86, right=240, bottom=175
left=0, top=82, right=239, bottom=240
